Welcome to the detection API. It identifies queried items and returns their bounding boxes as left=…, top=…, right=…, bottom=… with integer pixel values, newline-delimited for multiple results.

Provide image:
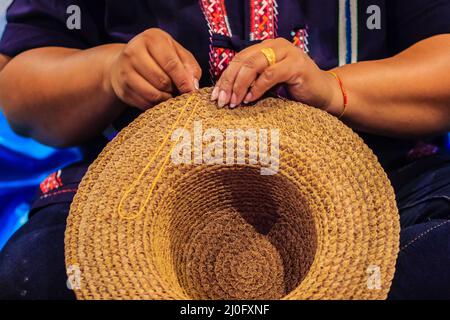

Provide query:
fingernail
left=211, top=87, right=219, bottom=101
left=218, top=90, right=228, bottom=108
left=194, top=78, right=200, bottom=90
left=230, top=93, right=238, bottom=109
left=243, top=92, right=253, bottom=104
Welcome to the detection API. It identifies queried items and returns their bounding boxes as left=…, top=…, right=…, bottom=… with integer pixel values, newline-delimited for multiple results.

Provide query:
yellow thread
left=118, top=95, right=200, bottom=220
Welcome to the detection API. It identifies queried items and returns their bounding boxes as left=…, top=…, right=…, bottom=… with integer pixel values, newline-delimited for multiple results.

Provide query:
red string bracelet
left=328, top=71, right=348, bottom=119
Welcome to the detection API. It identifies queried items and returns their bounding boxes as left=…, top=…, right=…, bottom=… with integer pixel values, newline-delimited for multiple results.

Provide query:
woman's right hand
left=106, top=28, right=201, bottom=110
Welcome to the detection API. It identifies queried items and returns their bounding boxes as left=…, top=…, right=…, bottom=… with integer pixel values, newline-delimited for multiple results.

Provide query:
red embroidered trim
left=292, top=27, right=310, bottom=53
left=39, top=188, right=78, bottom=200
left=200, top=0, right=232, bottom=37
left=40, top=170, right=63, bottom=194
left=199, top=0, right=280, bottom=82
left=250, top=0, right=278, bottom=41
left=199, top=0, right=235, bottom=81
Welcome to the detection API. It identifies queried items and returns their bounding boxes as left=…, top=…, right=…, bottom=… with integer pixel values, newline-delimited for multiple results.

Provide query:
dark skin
left=0, top=28, right=449, bottom=148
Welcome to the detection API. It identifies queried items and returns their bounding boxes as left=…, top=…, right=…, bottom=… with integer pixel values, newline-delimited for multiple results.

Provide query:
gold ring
left=261, top=48, right=276, bottom=66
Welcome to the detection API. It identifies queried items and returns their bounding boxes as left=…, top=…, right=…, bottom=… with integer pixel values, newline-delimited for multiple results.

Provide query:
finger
left=231, top=50, right=279, bottom=107
left=131, top=48, right=174, bottom=93
left=125, top=71, right=173, bottom=109
left=215, top=43, right=287, bottom=108
left=213, top=45, right=263, bottom=107
left=174, top=41, right=202, bottom=89
left=117, top=80, right=152, bottom=110
left=146, top=37, right=196, bottom=94
left=246, top=58, right=297, bottom=102
left=125, top=90, right=154, bottom=110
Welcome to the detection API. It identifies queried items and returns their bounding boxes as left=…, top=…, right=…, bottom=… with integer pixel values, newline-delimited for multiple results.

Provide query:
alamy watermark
left=367, top=265, right=382, bottom=290
left=366, top=5, right=382, bottom=30
left=66, top=264, right=82, bottom=290
left=170, top=121, right=280, bottom=175
left=66, top=5, right=81, bottom=30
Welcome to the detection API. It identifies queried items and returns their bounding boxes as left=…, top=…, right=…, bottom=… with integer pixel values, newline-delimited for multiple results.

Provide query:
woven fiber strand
left=65, top=88, right=400, bottom=300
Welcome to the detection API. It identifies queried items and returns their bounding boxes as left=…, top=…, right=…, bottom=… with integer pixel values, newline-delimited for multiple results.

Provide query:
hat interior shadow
left=167, top=165, right=318, bottom=300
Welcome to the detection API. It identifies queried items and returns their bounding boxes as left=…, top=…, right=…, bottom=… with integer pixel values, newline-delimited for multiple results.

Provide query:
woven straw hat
left=65, top=88, right=399, bottom=300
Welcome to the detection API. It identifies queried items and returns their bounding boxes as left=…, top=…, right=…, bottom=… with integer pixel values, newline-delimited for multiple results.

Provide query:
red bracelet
left=328, top=71, right=348, bottom=119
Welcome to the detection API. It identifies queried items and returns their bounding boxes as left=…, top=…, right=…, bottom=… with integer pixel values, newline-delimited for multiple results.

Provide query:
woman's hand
left=107, top=28, right=201, bottom=110
left=211, top=38, right=343, bottom=114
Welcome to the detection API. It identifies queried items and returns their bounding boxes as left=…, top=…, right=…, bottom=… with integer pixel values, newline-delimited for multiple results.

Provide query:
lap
left=388, top=220, right=450, bottom=300
left=389, top=154, right=450, bottom=227
left=0, top=203, right=75, bottom=300
left=388, top=154, right=450, bottom=299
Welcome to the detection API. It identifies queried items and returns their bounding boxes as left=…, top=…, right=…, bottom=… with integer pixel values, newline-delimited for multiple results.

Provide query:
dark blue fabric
left=0, top=203, right=75, bottom=300
left=387, top=154, right=450, bottom=300
left=388, top=220, right=450, bottom=300
left=0, top=154, right=449, bottom=300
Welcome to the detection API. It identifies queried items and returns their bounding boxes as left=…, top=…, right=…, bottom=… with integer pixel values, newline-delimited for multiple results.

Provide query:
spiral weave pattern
left=65, top=88, right=400, bottom=300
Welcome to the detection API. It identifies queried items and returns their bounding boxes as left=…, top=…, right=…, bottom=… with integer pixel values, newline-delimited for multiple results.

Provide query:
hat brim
left=65, top=88, right=399, bottom=300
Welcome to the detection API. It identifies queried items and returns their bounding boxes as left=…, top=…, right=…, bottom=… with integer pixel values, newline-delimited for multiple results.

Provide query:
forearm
left=334, top=35, right=450, bottom=138
left=0, top=44, right=126, bottom=147
left=0, top=54, right=9, bottom=70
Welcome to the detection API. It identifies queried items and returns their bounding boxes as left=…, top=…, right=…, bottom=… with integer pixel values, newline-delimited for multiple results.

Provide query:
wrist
left=101, top=44, right=125, bottom=103
left=324, top=71, right=348, bottom=118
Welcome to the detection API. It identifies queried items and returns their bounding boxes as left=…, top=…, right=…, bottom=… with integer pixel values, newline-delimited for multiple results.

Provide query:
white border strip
left=338, top=0, right=347, bottom=66
left=350, top=0, right=358, bottom=63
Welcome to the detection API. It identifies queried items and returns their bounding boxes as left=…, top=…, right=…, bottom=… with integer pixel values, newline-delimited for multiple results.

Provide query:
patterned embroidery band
left=200, top=0, right=279, bottom=82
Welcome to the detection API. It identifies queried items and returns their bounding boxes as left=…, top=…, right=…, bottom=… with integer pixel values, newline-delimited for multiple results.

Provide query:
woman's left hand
left=211, top=38, right=342, bottom=114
